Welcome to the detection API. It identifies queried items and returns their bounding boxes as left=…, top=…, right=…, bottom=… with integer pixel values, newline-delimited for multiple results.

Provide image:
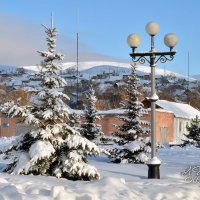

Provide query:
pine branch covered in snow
left=0, top=22, right=102, bottom=181
left=68, top=112, right=82, bottom=132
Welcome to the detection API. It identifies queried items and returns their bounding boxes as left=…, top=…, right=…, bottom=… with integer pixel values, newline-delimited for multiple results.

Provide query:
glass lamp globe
left=127, top=33, right=141, bottom=48
left=164, top=33, right=178, bottom=48
left=145, top=22, right=160, bottom=36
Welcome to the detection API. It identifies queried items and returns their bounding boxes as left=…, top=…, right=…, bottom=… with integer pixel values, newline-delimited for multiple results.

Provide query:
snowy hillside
left=1, top=61, right=197, bottom=104
left=0, top=65, right=23, bottom=73
left=61, top=61, right=192, bottom=80
left=19, top=61, right=195, bottom=81
left=191, top=74, right=200, bottom=80
left=0, top=61, right=196, bottom=85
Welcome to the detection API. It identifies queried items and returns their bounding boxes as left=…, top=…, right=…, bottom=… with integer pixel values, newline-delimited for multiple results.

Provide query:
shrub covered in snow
left=0, top=23, right=102, bottom=181
left=182, top=115, right=200, bottom=147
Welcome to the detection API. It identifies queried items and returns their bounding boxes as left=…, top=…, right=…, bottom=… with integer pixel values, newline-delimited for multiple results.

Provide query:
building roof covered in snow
left=68, top=107, right=126, bottom=115
left=156, top=100, right=200, bottom=119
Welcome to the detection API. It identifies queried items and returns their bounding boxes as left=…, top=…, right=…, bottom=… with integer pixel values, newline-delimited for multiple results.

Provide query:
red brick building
left=2, top=100, right=200, bottom=145
left=0, top=116, right=16, bottom=137
left=97, top=108, right=174, bottom=144
left=0, top=108, right=174, bottom=145
left=142, top=99, right=174, bottom=144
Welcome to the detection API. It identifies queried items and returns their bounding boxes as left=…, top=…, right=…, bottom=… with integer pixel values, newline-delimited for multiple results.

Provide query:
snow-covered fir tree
left=81, top=86, right=103, bottom=141
left=110, top=64, right=151, bottom=164
left=0, top=22, right=102, bottom=181
left=69, top=112, right=81, bottom=130
left=182, top=115, right=200, bottom=147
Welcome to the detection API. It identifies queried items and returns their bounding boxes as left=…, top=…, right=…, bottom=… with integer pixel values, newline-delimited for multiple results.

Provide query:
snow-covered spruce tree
left=68, top=112, right=81, bottom=130
left=0, top=23, right=102, bottom=181
left=110, top=64, right=151, bottom=164
left=81, top=86, right=103, bottom=141
left=182, top=115, right=200, bottom=147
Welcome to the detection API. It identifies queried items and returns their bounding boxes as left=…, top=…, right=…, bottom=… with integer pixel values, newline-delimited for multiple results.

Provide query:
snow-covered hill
left=191, top=74, right=200, bottom=80
left=0, top=61, right=195, bottom=82
left=0, top=61, right=197, bottom=98
left=62, top=61, right=196, bottom=81
left=20, top=61, right=195, bottom=81
left=0, top=65, right=22, bottom=73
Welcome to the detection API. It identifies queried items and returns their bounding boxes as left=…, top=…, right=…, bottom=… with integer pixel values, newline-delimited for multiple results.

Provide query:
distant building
left=143, top=99, right=200, bottom=144
left=0, top=114, right=16, bottom=137
left=95, top=108, right=173, bottom=145
left=2, top=100, right=200, bottom=146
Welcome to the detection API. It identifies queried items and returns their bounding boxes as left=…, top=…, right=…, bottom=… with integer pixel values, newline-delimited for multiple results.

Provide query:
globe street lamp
left=127, top=22, right=178, bottom=179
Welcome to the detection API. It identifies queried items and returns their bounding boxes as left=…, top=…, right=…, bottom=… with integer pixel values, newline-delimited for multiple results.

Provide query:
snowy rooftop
left=156, top=100, right=200, bottom=119
left=98, top=108, right=125, bottom=115
left=68, top=108, right=126, bottom=115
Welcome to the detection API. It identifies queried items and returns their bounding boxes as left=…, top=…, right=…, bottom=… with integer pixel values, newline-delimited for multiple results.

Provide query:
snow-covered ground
left=0, top=137, right=199, bottom=200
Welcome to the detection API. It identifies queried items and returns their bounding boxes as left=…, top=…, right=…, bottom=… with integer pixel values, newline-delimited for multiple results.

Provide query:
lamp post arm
left=130, top=51, right=176, bottom=65
left=155, top=54, right=175, bottom=64
left=130, top=51, right=176, bottom=58
left=130, top=55, right=150, bottom=64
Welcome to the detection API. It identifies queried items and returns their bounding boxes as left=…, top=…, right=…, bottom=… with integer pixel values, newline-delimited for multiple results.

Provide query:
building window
left=179, top=121, right=182, bottom=132
left=160, top=127, right=169, bottom=145
left=2, top=122, right=9, bottom=128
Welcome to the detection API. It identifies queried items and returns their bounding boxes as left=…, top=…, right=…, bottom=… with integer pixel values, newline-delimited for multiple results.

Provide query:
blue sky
left=0, top=0, right=200, bottom=75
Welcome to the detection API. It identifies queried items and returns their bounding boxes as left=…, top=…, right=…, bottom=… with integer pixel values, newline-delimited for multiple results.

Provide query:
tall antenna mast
left=76, top=32, right=79, bottom=107
left=187, top=51, right=190, bottom=90
left=76, top=7, right=79, bottom=108
left=187, top=51, right=190, bottom=104
left=51, top=12, right=53, bottom=28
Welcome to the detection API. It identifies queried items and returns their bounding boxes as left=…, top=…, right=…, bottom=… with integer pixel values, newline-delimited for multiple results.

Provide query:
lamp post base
left=147, top=163, right=161, bottom=179
left=147, top=157, right=161, bottom=179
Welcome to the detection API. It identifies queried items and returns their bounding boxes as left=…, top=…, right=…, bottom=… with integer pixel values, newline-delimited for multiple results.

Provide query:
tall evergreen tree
left=81, top=86, right=103, bottom=141
left=182, top=115, right=200, bottom=147
left=0, top=22, right=101, bottom=181
left=110, top=64, right=151, bottom=163
left=69, top=112, right=80, bottom=129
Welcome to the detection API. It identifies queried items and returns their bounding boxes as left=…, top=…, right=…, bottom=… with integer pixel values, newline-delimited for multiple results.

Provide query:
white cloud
left=0, top=15, right=123, bottom=67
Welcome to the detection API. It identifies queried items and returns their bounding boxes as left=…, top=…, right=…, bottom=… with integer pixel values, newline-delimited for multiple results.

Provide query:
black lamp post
left=127, top=22, right=178, bottom=179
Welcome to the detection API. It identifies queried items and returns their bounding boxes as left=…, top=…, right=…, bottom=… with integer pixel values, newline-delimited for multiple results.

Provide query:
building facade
left=0, top=117, right=16, bottom=137
left=1, top=100, right=200, bottom=146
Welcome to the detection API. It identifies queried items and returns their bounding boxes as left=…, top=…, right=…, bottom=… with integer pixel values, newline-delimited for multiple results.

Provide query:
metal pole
left=187, top=52, right=190, bottom=104
left=150, top=35, right=156, bottom=159
left=147, top=35, right=161, bottom=179
left=150, top=55, right=156, bottom=159
left=76, top=32, right=79, bottom=107
left=51, top=12, right=53, bottom=29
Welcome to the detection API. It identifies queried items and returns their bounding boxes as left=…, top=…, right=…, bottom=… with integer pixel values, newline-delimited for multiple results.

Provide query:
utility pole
left=51, top=12, right=53, bottom=29
left=187, top=51, right=190, bottom=104
left=187, top=51, right=190, bottom=90
left=76, top=32, right=79, bottom=107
